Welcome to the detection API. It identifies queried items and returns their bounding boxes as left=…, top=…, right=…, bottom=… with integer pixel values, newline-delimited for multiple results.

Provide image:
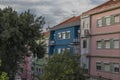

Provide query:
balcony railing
left=49, top=40, right=55, bottom=46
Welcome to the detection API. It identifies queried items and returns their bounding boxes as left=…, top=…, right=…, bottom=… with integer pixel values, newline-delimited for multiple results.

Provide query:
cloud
left=0, top=0, right=108, bottom=29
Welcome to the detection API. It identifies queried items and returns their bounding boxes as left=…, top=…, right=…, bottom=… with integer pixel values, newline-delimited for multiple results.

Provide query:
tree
left=0, top=7, right=45, bottom=79
left=42, top=52, right=87, bottom=80
left=0, top=60, right=9, bottom=80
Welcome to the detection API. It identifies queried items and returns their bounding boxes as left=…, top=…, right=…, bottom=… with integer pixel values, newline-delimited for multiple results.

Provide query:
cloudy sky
left=0, top=0, right=108, bottom=30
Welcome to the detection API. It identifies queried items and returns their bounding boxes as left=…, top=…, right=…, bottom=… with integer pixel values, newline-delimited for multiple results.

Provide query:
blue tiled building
left=49, top=16, right=80, bottom=55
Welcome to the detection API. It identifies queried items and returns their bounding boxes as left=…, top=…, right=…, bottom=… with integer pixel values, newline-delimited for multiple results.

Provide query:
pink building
left=20, top=53, right=33, bottom=80
left=81, top=0, right=120, bottom=80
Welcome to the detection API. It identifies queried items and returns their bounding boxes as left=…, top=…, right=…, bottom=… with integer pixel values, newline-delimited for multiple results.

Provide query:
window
left=66, top=48, right=70, bottom=52
left=105, top=40, right=110, bottom=48
left=62, top=48, right=65, bottom=53
left=66, top=31, right=70, bottom=39
left=104, top=63, right=110, bottom=72
left=97, top=19, right=102, bottom=27
left=62, top=32, right=66, bottom=39
left=83, top=40, right=87, bottom=48
left=106, top=17, right=111, bottom=25
left=114, top=15, right=120, bottom=23
left=97, top=41, right=102, bottom=49
left=96, top=62, right=102, bottom=70
left=58, top=33, right=61, bottom=39
left=114, top=40, right=119, bottom=49
left=113, top=64, right=119, bottom=73
left=58, top=48, right=61, bottom=54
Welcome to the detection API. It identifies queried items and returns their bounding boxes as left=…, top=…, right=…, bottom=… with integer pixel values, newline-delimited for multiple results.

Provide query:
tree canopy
left=42, top=52, right=87, bottom=80
left=0, top=7, right=45, bottom=79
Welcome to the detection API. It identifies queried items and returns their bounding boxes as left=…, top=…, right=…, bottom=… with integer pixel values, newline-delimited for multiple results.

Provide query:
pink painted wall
left=90, top=57, right=120, bottom=80
left=90, top=8, right=120, bottom=80
left=91, top=8, right=120, bottom=35
left=21, top=55, right=32, bottom=80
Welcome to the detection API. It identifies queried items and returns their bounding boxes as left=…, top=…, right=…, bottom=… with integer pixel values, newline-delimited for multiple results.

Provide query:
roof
left=57, top=16, right=80, bottom=26
left=82, top=0, right=120, bottom=16
left=50, top=16, right=80, bottom=30
left=43, top=31, right=50, bottom=38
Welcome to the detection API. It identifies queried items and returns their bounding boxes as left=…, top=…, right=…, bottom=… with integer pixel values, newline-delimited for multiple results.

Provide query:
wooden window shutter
left=101, top=39, right=105, bottom=48
left=110, top=39, right=114, bottom=49
left=111, top=15, right=115, bottom=25
left=110, top=63, right=113, bottom=72
left=102, top=17, right=106, bottom=26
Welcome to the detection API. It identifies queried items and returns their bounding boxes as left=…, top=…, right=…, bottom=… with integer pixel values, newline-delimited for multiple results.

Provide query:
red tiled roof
left=83, top=0, right=120, bottom=16
left=43, top=31, right=50, bottom=38
left=56, top=16, right=80, bottom=26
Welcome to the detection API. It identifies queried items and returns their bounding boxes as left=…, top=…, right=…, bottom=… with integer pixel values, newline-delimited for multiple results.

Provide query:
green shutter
left=110, top=39, right=114, bottom=49
left=110, top=63, right=113, bottom=72
left=101, top=39, right=105, bottom=48
left=111, top=15, right=115, bottom=25
left=102, top=17, right=106, bottom=26
left=101, top=62, right=104, bottom=71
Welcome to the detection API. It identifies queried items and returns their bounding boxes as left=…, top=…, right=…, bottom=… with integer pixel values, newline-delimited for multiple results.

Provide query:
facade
left=49, top=16, right=80, bottom=55
left=80, top=14, right=91, bottom=73
left=81, top=0, right=120, bottom=80
left=20, top=51, right=33, bottom=80
left=44, top=31, right=50, bottom=54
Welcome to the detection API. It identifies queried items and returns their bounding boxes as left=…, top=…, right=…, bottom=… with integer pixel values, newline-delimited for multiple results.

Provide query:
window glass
left=58, top=33, right=61, bottom=39
left=105, top=40, right=110, bottom=48
left=66, top=31, right=70, bottom=39
left=96, top=62, right=102, bottom=70
left=113, top=64, right=119, bottom=73
left=97, top=19, right=102, bottom=27
left=114, top=40, right=119, bottom=49
left=62, top=32, right=66, bottom=39
left=58, top=48, right=61, bottom=54
left=106, top=17, right=111, bottom=25
left=114, top=15, right=120, bottom=23
left=97, top=41, right=102, bottom=49
left=62, top=48, right=65, bottom=53
left=83, top=40, right=87, bottom=48
left=104, top=63, right=110, bottom=71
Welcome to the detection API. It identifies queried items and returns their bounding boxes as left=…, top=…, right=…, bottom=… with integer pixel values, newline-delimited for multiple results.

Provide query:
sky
left=0, top=0, right=108, bottom=31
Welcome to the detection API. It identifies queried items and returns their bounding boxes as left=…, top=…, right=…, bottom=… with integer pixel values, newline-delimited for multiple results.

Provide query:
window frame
left=114, top=15, right=120, bottom=23
left=66, top=31, right=71, bottom=39
left=105, top=17, right=111, bottom=26
left=97, top=19, right=102, bottom=27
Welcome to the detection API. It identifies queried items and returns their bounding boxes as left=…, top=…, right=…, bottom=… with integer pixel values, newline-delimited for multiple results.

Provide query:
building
left=20, top=51, right=33, bottom=80
left=49, top=16, right=80, bottom=55
left=81, top=0, right=120, bottom=80
left=44, top=31, right=50, bottom=54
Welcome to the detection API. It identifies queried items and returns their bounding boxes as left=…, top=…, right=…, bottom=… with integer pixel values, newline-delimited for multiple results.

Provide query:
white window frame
left=105, top=40, right=110, bottom=49
left=113, top=63, right=119, bottom=73
left=97, top=19, right=102, bottom=27
left=66, top=31, right=70, bottom=39
left=105, top=17, right=111, bottom=26
left=97, top=41, right=102, bottom=49
left=104, top=63, right=110, bottom=72
left=58, top=33, right=61, bottom=39
left=58, top=48, right=61, bottom=54
left=114, top=40, right=119, bottom=49
left=62, top=32, right=66, bottom=39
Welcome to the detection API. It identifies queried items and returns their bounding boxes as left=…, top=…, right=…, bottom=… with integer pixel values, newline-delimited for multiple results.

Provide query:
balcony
left=49, top=40, right=55, bottom=46
left=73, top=38, right=80, bottom=44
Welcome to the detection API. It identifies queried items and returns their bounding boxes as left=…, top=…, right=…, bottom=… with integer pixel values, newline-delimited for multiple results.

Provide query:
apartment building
left=49, top=16, right=80, bottom=55
left=81, top=0, right=120, bottom=80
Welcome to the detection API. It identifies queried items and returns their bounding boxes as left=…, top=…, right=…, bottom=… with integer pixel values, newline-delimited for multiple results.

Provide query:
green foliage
left=0, top=60, right=9, bottom=80
left=0, top=72, right=9, bottom=80
left=0, top=7, right=45, bottom=78
left=42, top=52, right=86, bottom=80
